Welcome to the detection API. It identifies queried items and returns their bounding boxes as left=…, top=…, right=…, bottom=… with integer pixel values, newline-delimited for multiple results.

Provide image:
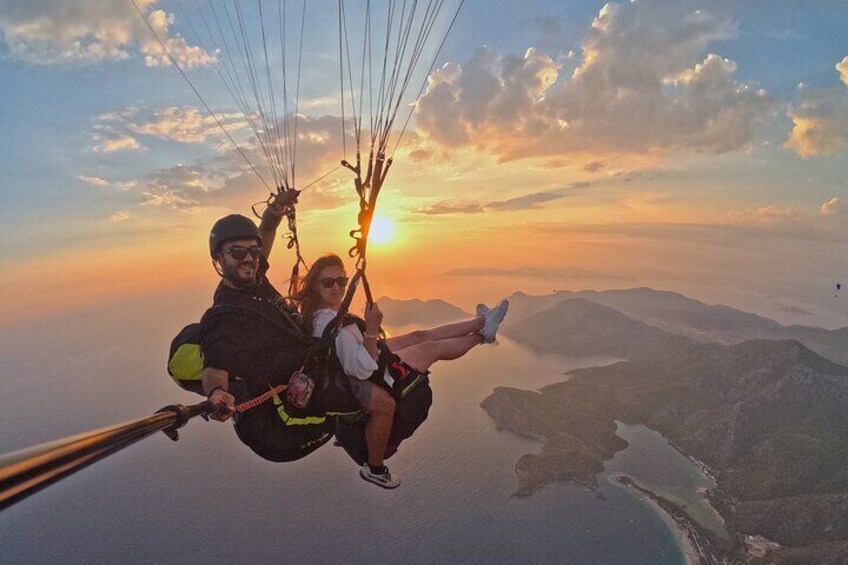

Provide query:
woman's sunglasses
left=320, top=276, right=349, bottom=289
left=225, top=245, right=262, bottom=260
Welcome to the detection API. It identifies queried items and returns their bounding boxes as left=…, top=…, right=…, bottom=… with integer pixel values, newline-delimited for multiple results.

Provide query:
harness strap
left=204, top=303, right=310, bottom=344
left=235, top=383, right=289, bottom=413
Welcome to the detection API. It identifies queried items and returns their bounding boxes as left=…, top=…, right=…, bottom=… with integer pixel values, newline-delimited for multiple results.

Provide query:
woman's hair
left=293, top=253, right=346, bottom=332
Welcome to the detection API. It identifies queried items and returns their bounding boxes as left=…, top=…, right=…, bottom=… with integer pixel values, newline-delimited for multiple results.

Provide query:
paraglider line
left=129, top=0, right=271, bottom=191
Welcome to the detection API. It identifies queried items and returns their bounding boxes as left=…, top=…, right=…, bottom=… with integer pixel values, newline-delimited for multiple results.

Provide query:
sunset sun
left=369, top=216, right=396, bottom=245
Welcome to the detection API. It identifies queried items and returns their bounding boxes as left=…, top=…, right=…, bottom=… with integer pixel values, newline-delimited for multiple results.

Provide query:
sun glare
left=369, top=216, right=395, bottom=245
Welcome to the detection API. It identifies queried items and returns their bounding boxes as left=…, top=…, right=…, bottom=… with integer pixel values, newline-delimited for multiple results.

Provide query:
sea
left=0, top=290, right=712, bottom=564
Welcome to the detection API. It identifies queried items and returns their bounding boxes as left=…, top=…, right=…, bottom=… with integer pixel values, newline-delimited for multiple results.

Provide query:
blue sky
left=1, top=0, right=848, bottom=326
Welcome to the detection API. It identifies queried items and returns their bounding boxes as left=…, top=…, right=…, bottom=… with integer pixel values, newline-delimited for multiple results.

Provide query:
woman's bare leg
left=364, top=386, right=395, bottom=468
left=394, top=334, right=484, bottom=373
left=385, top=317, right=484, bottom=352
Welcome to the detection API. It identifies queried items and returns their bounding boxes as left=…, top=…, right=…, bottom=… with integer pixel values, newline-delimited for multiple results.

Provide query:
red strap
left=391, top=361, right=410, bottom=380
left=235, top=383, right=288, bottom=413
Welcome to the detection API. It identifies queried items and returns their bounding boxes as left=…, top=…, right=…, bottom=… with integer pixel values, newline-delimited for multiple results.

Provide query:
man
left=201, top=209, right=398, bottom=485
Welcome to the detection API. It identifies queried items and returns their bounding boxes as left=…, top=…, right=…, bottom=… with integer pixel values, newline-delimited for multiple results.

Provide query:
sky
left=1, top=0, right=848, bottom=328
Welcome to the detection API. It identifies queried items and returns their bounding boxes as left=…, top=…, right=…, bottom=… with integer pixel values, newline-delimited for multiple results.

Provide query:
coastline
left=613, top=475, right=718, bottom=565
left=647, top=493, right=702, bottom=565
left=666, top=438, right=719, bottom=484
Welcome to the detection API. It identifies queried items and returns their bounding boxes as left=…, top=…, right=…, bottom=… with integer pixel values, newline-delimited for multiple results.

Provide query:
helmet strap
left=212, top=257, right=224, bottom=278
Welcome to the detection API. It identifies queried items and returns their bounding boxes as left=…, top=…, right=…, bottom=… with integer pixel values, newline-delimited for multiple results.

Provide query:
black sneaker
left=360, top=464, right=401, bottom=489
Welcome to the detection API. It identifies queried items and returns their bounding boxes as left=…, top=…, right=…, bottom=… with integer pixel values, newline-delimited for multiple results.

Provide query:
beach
left=614, top=475, right=722, bottom=565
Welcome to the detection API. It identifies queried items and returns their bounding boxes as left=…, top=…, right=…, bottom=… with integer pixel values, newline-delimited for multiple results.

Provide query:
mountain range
left=383, top=288, right=848, bottom=564
left=503, top=288, right=848, bottom=366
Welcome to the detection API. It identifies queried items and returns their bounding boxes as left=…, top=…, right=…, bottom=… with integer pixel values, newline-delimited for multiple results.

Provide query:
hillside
left=377, top=296, right=470, bottom=327
left=481, top=339, right=848, bottom=563
left=502, top=298, right=696, bottom=361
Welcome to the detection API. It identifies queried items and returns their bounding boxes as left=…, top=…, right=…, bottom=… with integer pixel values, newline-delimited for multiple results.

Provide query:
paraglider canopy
left=132, top=0, right=465, bottom=292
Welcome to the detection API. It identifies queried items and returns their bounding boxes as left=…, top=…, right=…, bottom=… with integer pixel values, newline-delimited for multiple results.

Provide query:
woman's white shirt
left=311, top=308, right=378, bottom=380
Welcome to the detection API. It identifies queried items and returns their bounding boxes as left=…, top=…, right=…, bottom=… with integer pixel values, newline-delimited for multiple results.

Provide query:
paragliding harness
left=327, top=311, right=433, bottom=467
left=168, top=302, right=363, bottom=405
left=166, top=300, right=364, bottom=461
left=331, top=314, right=429, bottom=401
left=165, top=292, right=431, bottom=465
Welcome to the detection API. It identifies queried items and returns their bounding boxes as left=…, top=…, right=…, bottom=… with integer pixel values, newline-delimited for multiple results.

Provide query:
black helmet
left=209, top=214, right=261, bottom=258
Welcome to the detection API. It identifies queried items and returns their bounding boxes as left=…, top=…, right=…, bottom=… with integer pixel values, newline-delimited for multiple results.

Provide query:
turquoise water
left=1, top=294, right=687, bottom=564
left=605, top=423, right=730, bottom=540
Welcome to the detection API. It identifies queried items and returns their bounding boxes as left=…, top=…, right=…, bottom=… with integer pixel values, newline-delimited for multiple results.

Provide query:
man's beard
left=222, top=260, right=257, bottom=288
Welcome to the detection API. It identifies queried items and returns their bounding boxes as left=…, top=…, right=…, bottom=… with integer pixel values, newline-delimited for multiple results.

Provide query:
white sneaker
left=360, top=464, right=401, bottom=489
left=480, top=299, right=509, bottom=343
left=476, top=303, right=490, bottom=317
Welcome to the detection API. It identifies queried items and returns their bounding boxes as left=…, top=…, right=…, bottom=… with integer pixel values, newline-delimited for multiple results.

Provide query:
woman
left=295, top=254, right=508, bottom=488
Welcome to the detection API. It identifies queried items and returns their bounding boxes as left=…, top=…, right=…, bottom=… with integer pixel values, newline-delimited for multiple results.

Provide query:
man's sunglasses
left=225, top=245, right=262, bottom=260
left=319, top=276, right=349, bottom=289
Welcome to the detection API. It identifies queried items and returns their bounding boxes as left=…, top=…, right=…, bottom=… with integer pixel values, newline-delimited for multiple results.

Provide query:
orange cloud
left=821, top=197, right=845, bottom=216
left=415, top=0, right=771, bottom=161
left=0, top=0, right=212, bottom=67
left=91, top=133, right=141, bottom=153
left=728, top=205, right=795, bottom=223
left=785, top=69, right=848, bottom=158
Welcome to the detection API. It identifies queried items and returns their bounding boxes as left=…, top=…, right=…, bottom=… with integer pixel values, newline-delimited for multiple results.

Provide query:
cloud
left=93, top=106, right=245, bottom=147
left=441, top=266, right=634, bottom=282
left=137, top=7, right=214, bottom=69
left=79, top=175, right=139, bottom=191
left=298, top=95, right=342, bottom=111
left=821, top=197, right=845, bottom=216
left=0, top=0, right=212, bottom=67
left=416, top=48, right=560, bottom=154
left=197, top=113, right=349, bottom=189
left=414, top=202, right=486, bottom=215
left=408, top=148, right=436, bottom=163
left=91, top=133, right=141, bottom=153
left=108, top=211, right=130, bottom=223
left=527, top=220, right=846, bottom=248
left=415, top=0, right=771, bottom=161
left=79, top=175, right=110, bottom=187
left=486, top=189, right=567, bottom=211
left=583, top=161, right=605, bottom=172
left=101, top=114, right=350, bottom=212
left=776, top=304, right=811, bottom=316
left=414, top=181, right=591, bottom=215
left=87, top=110, right=346, bottom=203
left=128, top=107, right=244, bottom=143
left=838, top=56, right=848, bottom=87
left=785, top=58, right=848, bottom=157
left=140, top=165, right=211, bottom=208
left=727, top=205, right=795, bottom=223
